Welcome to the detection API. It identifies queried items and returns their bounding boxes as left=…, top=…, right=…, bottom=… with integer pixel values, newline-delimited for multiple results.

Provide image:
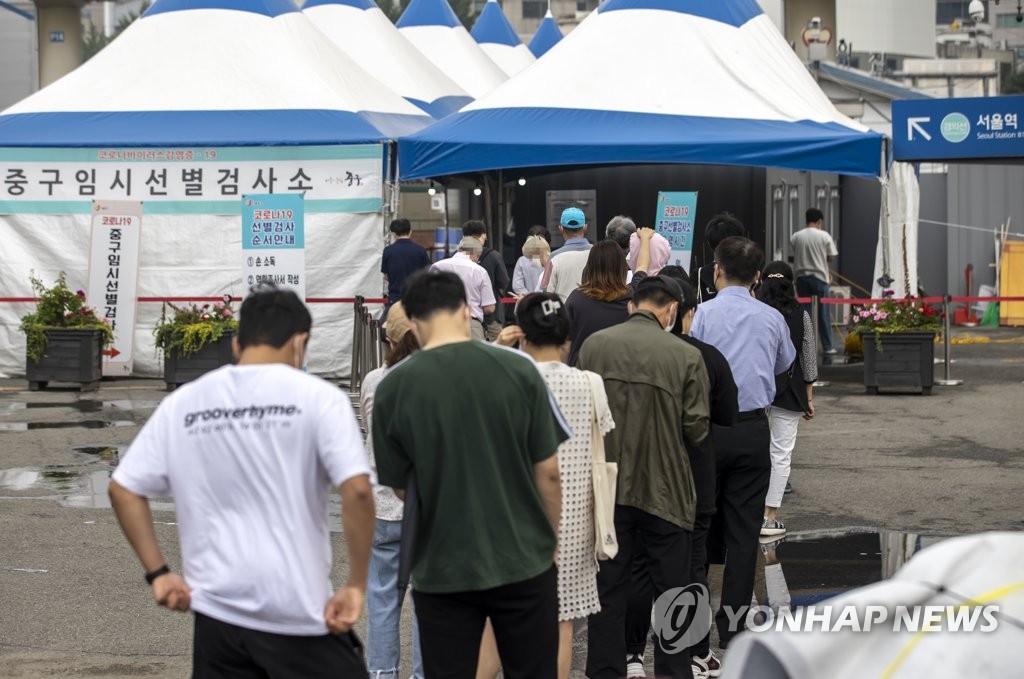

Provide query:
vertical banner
left=655, top=191, right=699, bottom=274
left=241, top=194, right=306, bottom=300
left=87, top=200, right=142, bottom=376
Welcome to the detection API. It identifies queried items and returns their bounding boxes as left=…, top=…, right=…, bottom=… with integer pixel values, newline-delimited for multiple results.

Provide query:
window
left=997, top=13, right=1024, bottom=27
left=522, top=0, right=545, bottom=19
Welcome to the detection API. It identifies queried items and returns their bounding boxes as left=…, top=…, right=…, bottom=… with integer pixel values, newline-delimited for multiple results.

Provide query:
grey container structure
left=26, top=328, right=104, bottom=392
left=163, top=332, right=235, bottom=391
left=861, top=331, right=937, bottom=395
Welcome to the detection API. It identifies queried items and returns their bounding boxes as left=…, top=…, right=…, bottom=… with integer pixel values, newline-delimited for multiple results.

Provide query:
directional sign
left=893, top=96, right=1024, bottom=161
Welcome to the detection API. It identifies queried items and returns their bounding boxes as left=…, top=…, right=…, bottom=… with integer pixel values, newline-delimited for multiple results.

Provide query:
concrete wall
left=0, top=2, right=37, bottom=111
left=946, top=164, right=1024, bottom=295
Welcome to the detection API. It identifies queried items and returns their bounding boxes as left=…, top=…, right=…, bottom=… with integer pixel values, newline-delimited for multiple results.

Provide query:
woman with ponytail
left=757, top=261, right=817, bottom=538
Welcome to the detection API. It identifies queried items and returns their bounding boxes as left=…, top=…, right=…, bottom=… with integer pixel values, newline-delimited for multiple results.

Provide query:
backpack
left=773, top=310, right=808, bottom=412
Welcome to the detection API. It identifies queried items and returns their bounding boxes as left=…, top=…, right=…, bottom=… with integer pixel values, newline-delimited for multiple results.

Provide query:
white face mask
left=664, top=310, right=677, bottom=332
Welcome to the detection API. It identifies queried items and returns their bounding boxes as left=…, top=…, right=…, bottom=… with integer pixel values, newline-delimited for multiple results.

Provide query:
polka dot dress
left=538, top=361, right=615, bottom=622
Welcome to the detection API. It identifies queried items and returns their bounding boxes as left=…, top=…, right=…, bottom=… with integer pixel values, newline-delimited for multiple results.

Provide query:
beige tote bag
left=585, top=371, right=618, bottom=561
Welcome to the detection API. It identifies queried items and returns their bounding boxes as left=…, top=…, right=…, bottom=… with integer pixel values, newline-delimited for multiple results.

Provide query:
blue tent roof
left=144, top=0, right=299, bottom=18
left=471, top=1, right=521, bottom=47
left=528, top=12, right=562, bottom=58
left=598, top=0, right=763, bottom=27
left=303, top=0, right=377, bottom=9
left=396, top=0, right=461, bottom=28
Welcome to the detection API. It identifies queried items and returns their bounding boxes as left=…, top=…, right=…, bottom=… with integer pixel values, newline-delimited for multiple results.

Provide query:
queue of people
left=108, top=212, right=818, bottom=679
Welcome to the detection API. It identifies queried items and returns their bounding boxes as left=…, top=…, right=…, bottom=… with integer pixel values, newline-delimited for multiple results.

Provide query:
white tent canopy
left=303, top=0, right=472, bottom=119
left=470, top=0, right=536, bottom=77
left=396, top=0, right=508, bottom=99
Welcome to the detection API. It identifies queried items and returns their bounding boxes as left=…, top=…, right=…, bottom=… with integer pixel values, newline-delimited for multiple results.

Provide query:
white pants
left=766, top=406, right=802, bottom=508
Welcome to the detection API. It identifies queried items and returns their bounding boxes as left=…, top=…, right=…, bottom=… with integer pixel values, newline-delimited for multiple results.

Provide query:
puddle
left=0, top=400, right=159, bottom=416
left=752, top=528, right=952, bottom=609
left=0, top=566, right=48, bottom=574
left=0, top=420, right=136, bottom=432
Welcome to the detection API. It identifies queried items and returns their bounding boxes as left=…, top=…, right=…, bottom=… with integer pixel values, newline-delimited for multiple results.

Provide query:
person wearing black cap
left=691, top=213, right=747, bottom=304
left=578, top=275, right=710, bottom=679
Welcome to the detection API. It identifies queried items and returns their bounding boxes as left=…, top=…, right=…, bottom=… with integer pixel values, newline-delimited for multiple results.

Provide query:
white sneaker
left=626, top=653, right=646, bottom=678
left=695, top=651, right=723, bottom=677
left=691, top=655, right=710, bottom=678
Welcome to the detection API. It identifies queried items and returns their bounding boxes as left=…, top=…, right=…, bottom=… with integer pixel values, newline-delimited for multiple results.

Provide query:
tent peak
left=599, top=0, right=762, bottom=28
left=144, top=0, right=299, bottom=18
left=471, top=0, right=522, bottom=47
left=396, top=0, right=462, bottom=28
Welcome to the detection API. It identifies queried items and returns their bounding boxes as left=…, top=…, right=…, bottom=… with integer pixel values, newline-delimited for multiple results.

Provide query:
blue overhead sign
left=893, top=96, right=1024, bottom=161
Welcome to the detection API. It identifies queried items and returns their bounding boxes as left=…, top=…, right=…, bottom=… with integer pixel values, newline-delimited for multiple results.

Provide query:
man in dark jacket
left=579, top=275, right=710, bottom=679
left=461, top=220, right=509, bottom=340
left=692, top=213, right=746, bottom=304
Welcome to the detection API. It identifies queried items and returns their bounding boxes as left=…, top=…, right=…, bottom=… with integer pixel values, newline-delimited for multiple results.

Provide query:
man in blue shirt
left=542, top=207, right=593, bottom=299
left=690, top=236, right=795, bottom=649
left=381, top=219, right=431, bottom=306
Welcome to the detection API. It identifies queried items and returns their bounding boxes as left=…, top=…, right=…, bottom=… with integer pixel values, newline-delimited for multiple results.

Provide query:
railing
left=350, top=296, right=386, bottom=394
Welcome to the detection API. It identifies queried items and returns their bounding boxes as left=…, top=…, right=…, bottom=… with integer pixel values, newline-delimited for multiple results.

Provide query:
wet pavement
left=0, top=327, right=1021, bottom=677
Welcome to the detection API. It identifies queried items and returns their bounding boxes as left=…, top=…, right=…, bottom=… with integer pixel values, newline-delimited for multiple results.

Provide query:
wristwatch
left=145, top=564, right=170, bottom=585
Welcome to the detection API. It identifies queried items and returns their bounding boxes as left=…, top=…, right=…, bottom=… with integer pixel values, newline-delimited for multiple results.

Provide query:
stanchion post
left=811, top=295, right=830, bottom=388
left=936, top=294, right=963, bottom=387
left=350, top=297, right=364, bottom=393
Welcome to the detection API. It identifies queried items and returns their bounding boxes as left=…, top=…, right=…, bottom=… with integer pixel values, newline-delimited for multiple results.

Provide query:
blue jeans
left=796, top=275, right=833, bottom=351
left=367, top=519, right=423, bottom=679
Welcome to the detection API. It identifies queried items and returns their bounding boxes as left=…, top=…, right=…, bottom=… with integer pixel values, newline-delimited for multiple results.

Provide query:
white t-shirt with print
left=112, top=363, right=370, bottom=636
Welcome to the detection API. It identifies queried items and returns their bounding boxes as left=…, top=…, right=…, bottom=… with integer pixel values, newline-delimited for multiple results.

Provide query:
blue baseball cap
left=560, top=207, right=586, bottom=228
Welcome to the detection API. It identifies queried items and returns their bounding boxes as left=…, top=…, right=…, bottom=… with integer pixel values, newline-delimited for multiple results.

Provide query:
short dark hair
left=715, top=237, right=764, bottom=285
left=806, top=208, right=824, bottom=225
left=461, top=220, right=487, bottom=238
left=390, top=218, right=412, bottom=236
left=633, top=275, right=681, bottom=309
left=705, top=213, right=746, bottom=250
left=516, top=292, right=571, bottom=348
left=527, top=224, right=550, bottom=242
left=659, top=265, right=698, bottom=315
left=401, top=270, right=467, bottom=320
left=238, top=286, right=312, bottom=350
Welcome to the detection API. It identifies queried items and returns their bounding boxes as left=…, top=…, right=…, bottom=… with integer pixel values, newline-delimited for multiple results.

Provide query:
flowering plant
left=153, top=295, right=238, bottom=357
left=849, top=290, right=943, bottom=337
left=20, top=273, right=114, bottom=362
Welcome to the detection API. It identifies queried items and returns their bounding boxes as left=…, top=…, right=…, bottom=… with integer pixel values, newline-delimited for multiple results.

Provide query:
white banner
left=87, top=200, right=142, bottom=377
left=0, top=145, right=383, bottom=214
left=242, top=193, right=306, bottom=300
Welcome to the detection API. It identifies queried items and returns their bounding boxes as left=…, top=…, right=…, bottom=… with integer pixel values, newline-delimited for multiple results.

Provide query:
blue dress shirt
left=691, top=286, right=796, bottom=412
left=549, top=237, right=592, bottom=259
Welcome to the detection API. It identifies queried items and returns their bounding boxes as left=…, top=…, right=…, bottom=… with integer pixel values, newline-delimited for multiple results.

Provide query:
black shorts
left=192, top=612, right=366, bottom=678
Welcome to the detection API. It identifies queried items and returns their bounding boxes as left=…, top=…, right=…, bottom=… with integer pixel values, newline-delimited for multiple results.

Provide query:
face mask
left=293, top=336, right=307, bottom=372
left=664, top=310, right=677, bottom=332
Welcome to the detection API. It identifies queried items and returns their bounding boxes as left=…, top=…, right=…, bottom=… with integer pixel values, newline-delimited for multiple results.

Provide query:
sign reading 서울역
left=655, top=192, right=699, bottom=274
left=0, top=144, right=383, bottom=215
left=87, top=200, right=142, bottom=377
left=893, top=95, right=1024, bottom=161
left=242, top=194, right=305, bottom=300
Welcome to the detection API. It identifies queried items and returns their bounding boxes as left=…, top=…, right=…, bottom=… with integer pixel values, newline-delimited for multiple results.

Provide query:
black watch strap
left=145, top=564, right=170, bottom=585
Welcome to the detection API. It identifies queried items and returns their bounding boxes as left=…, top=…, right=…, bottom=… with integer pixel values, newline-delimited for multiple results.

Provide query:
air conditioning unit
left=829, top=285, right=852, bottom=326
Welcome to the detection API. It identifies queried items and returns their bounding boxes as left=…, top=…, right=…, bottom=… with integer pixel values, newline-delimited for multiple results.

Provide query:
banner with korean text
left=87, top=201, right=142, bottom=377
left=655, top=191, right=699, bottom=274
left=242, top=194, right=305, bottom=301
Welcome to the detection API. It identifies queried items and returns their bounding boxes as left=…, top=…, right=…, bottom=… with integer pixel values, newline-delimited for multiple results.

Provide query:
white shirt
left=430, top=253, right=496, bottom=321
left=360, top=367, right=403, bottom=522
left=112, top=364, right=370, bottom=636
left=791, top=227, right=837, bottom=282
left=545, top=249, right=590, bottom=301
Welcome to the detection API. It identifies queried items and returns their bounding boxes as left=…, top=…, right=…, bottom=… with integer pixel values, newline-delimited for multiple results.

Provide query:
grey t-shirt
left=791, top=227, right=837, bottom=281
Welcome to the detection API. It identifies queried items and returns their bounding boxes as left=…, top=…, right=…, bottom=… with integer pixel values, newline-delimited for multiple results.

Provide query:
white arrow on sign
left=907, top=117, right=932, bottom=141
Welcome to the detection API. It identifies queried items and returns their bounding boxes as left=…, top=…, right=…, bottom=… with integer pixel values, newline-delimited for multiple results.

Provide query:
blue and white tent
left=527, top=10, right=563, bottom=59
left=397, top=0, right=507, bottom=99
left=304, top=0, right=472, bottom=119
left=0, top=0, right=432, bottom=146
left=471, top=0, right=536, bottom=77
left=400, top=0, right=885, bottom=179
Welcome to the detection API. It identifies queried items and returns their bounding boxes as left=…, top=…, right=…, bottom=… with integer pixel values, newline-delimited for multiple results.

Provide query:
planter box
left=163, top=332, right=235, bottom=390
left=26, top=328, right=104, bottom=392
left=862, top=331, right=936, bottom=395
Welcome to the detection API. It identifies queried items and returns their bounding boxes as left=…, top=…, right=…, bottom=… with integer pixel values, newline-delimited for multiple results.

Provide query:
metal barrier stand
left=935, top=295, right=964, bottom=387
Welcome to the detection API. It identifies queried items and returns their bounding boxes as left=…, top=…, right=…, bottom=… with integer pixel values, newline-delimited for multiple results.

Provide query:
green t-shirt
left=373, top=341, right=569, bottom=593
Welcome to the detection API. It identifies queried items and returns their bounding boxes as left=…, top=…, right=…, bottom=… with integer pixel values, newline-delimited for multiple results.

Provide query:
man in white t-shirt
left=109, top=287, right=374, bottom=677
left=791, top=208, right=839, bottom=354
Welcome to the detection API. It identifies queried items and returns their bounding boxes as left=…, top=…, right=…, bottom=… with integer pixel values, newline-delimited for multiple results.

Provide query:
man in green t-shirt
left=372, top=270, right=568, bottom=679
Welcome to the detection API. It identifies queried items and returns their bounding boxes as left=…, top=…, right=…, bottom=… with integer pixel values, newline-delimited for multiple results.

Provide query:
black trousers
left=624, top=509, right=713, bottom=659
left=412, top=566, right=558, bottom=679
left=192, top=611, right=366, bottom=678
left=587, top=505, right=692, bottom=679
left=709, top=413, right=770, bottom=647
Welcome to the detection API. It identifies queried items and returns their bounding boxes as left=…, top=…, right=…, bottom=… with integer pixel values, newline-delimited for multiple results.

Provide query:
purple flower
left=76, top=289, right=85, bottom=297
left=883, top=289, right=895, bottom=297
